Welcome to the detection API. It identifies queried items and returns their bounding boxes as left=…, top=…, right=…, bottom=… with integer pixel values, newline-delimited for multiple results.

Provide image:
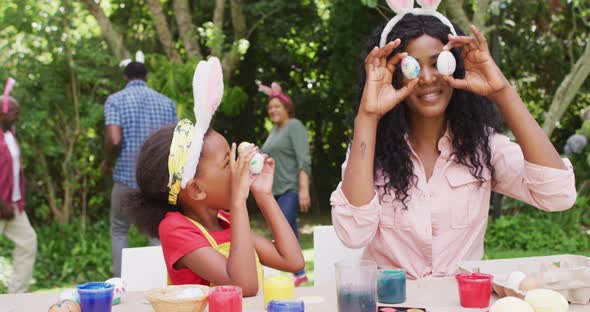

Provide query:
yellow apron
left=182, top=214, right=265, bottom=287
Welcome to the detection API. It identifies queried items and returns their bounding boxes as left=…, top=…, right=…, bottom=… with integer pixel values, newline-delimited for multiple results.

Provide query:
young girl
left=125, top=57, right=304, bottom=296
left=331, top=0, right=576, bottom=279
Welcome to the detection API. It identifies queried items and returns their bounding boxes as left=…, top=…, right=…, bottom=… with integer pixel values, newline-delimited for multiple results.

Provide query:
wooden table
left=1, top=278, right=587, bottom=311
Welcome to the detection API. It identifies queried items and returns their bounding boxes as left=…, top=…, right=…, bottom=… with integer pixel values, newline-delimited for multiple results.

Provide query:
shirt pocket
left=379, top=192, right=412, bottom=231
left=445, top=166, right=490, bottom=229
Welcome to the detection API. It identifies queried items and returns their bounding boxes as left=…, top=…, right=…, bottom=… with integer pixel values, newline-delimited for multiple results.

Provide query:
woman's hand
left=299, top=189, right=311, bottom=213
left=442, top=25, right=509, bottom=97
left=250, top=155, right=275, bottom=197
left=360, top=39, right=419, bottom=119
left=230, top=143, right=257, bottom=205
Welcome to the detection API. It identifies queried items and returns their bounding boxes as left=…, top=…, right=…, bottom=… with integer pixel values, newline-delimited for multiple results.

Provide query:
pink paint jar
left=455, top=273, right=493, bottom=308
left=209, top=286, right=242, bottom=312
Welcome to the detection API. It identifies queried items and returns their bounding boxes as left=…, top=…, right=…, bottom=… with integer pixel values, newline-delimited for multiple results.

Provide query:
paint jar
left=267, top=299, right=304, bottom=312
left=335, top=260, right=378, bottom=312
left=264, top=275, right=295, bottom=309
left=455, top=273, right=493, bottom=308
left=377, top=269, right=406, bottom=304
left=76, top=282, right=114, bottom=312
left=209, top=285, right=242, bottom=312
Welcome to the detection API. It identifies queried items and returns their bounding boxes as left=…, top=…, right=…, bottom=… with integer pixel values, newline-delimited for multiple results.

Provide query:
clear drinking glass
left=335, top=260, right=378, bottom=312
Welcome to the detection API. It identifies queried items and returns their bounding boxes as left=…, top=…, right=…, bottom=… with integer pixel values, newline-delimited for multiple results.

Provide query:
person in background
left=103, top=52, right=178, bottom=277
left=0, top=79, right=37, bottom=293
left=259, top=82, right=311, bottom=286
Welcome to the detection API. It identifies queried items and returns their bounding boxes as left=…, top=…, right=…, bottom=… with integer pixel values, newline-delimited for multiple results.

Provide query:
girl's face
left=193, top=130, right=232, bottom=210
left=402, top=35, right=454, bottom=119
left=267, top=97, right=290, bottom=126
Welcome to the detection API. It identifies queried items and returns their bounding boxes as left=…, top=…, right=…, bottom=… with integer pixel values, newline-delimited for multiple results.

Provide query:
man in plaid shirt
left=103, top=61, right=177, bottom=277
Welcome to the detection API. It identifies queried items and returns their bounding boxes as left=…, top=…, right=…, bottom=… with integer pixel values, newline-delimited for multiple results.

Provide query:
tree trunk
left=214, top=0, right=225, bottom=29
left=146, top=0, right=183, bottom=63
left=221, top=0, right=247, bottom=80
left=445, top=0, right=471, bottom=33
left=542, top=36, right=590, bottom=136
left=79, top=0, right=130, bottom=60
left=172, top=0, right=202, bottom=59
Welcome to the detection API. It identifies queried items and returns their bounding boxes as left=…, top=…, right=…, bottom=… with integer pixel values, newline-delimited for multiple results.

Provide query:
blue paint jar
left=267, top=299, right=305, bottom=312
left=377, top=269, right=406, bottom=304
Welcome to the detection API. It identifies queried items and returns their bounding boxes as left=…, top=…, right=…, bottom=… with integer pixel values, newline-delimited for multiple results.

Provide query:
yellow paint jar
left=263, top=275, right=294, bottom=309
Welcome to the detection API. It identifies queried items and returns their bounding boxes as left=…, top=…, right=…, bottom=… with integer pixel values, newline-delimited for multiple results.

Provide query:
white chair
left=313, top=225, right=365, bottom=288
left=121, top=246, right=167, bottom=291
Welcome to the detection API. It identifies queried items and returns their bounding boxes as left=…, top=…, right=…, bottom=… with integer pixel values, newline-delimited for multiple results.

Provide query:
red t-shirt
left=159, top=211, right=231, bottom=285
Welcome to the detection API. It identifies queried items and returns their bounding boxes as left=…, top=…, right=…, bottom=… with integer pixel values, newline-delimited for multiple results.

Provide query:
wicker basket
left=144, top=284, right=209, bottom=312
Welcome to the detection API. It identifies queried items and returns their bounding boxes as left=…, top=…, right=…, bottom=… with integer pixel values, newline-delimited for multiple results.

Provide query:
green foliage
left=0, top=218, right=149, bottom=291
left=485, top=214, right=589, bottom=253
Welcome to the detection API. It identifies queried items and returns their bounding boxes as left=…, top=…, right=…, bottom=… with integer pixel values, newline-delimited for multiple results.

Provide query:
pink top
left=330, top=130, right=576, bottom=279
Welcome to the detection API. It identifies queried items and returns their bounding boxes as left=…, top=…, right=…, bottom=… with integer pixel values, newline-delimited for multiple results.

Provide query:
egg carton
left=458, top=254, right=590, bottom=305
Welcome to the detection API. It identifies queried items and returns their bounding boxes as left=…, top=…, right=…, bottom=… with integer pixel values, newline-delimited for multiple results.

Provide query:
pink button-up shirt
left=331, top=131, right=576, bottom=279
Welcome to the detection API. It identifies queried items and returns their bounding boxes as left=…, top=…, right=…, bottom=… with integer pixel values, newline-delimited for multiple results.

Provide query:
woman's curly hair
left=354, top=14, right=503, bottom=208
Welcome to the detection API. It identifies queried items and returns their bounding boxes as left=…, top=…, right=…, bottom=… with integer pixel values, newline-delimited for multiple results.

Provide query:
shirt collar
left=125, top=80, right=147, bottom=88
left=404, top=124, right=454, bottom=160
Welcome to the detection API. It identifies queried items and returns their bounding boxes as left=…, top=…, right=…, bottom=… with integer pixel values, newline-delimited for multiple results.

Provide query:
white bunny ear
left=270, top=82, right=282, bottom=94
left=416, top=0, right=441, bottom=11
left=135, top=50, right=145, bottom=63
left=119, top=59, right=132, bottom=67
left=386, top=0, right=414, bottom=14
left=181, top=57, right=224, bottom=188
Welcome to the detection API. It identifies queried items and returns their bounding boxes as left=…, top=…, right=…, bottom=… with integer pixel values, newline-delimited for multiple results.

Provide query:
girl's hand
left=230, top=143, right=257, bottom=204
left=442, top=25, right=509, bottom=97
left=360, top=39, right=419, bottom=119
left=250, top=155, right=275, bottom=196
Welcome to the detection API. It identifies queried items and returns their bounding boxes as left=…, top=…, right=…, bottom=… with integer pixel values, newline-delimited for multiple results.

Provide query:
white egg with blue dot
left=401, top=56, right=420, bottom=80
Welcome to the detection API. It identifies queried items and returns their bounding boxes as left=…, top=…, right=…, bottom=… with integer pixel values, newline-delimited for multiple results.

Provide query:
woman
left=331, top=1, right=576, bottom=280
left=260, top=82, right=311, bottom=286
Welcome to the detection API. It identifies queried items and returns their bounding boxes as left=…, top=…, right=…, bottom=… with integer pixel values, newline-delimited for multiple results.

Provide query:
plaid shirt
left=105, top=80, right=178, bottom=188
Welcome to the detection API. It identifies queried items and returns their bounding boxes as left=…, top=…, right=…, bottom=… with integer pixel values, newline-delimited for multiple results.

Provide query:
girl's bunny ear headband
left=119, top=51, right=145, bottom=68
left=382, top=0, right=457, bottom=77
left=257, top=81, right=293, bottom=110
left=167, top=57, right=224, bottom=205
left=2, top=78, right=15, bottom=114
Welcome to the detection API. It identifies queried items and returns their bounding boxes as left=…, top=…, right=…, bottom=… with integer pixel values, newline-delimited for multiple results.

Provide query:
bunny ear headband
left=119, top=51, right=145, bottom=68
left=258, top=81, right=292, bottom=108
left=381, top=0, right=457, bottom=48
left=2, top=78, right=15, bottom=114
left=167, top=57, right=224, bottom=205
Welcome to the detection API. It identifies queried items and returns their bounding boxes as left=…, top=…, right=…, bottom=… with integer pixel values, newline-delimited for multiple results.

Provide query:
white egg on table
left=437, top=50, right=456, bottom=76
left=401, top=56, right=421, bottom=80
left=491, top=296, right=534, bottom=312
left=525, top=289, right=569, bottom=312
left=105, top=277, right=127, bottom=305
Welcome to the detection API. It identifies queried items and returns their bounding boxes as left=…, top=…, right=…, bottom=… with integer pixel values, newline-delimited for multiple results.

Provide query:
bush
left=485, top=214, right=589, bottom=253
left=0, top=218, right=149, bottom=292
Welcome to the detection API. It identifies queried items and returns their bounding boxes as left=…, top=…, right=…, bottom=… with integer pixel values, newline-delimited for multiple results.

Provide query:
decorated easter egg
left=401, top=56, right=420, bottom=80
left=105, top=277, right=127, bottom=305
left=524, top=289, right=569, bottom=312
left=58, top=288, right=79, bottom=304
left=238, top=141, right=265, bottom=174
left=437, top=50, right=456, bottom=75
left=506, top=271, right=527, bottom=290
left=490, top=297, right=534, bottom=312
left=48, top=300, right=81, bottom=312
